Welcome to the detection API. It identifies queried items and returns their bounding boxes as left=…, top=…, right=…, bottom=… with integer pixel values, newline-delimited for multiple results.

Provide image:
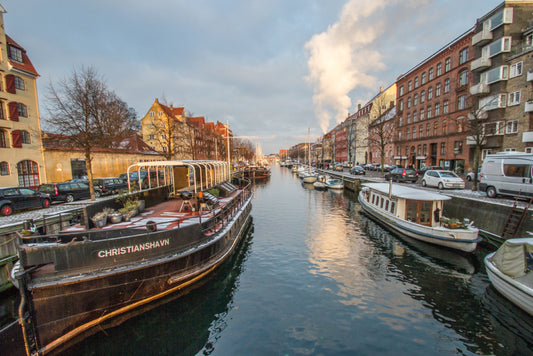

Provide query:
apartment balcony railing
left=522, top=131, right=533, bottom=143
left=525, top=101, right=533, bottom=113
left=471, top=57, right=491, bottom=72
left=472, top=28, right=493, bottom=47
left=469, top=83, right=490, bottom=96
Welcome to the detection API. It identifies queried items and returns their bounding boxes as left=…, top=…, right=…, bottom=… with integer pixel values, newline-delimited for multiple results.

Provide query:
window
left=0, top=130, right=6, bottom=147
left=21, top=130, right=30, bottom=144
left=443, top=100, right=449, bottom=114
left=17, top=160, right=39, bottom=188
left=429, top=68, right=434, bottom=80
left=427, top=105, right=432, bottom=119
left=436, top=83, right=441, bottom=97
left=437, top=63, right=442, bottom=76
left=484, top=7, right=513, bottom=31
left=481, top=65, right=508, bottom=84
left=420, top=108, right=425, bottom=120
left=407, top=127, right=411, bottom=140
left=413, top=111, right=418, bottom=122
left=413, top=127, right=417, bottom=139
left=420, top=125, right=424, bottom=138
left=444, top=79, right=450, bottom=93
left=407, top=113, right=411, bottom=124
left=158, top=111, right=163, bottom=116
left=399, top=117, right=403, bottom=127
left=8, top=45, right=23, bottom=62
left=14, top=76, right=25, bottom=90
left=428, top=87, right=433, bottom=100
left=441, top=142, right=446, bottom=155
left=456, top=117, right=464, bottom=132
left=421, top=90, right=425, bottom=103
left=0, top=161, right=9, bottom=176
left=398, top=131, right=402, bottom=141
left=435, top=102, right=440, bottom=116
left=408, top=81, right=412, bottom=91
left=399, top=86, right=404, bottom=96
left=423, top=144, right=427, bottom=156
left=399, top=100, right=404, bottom=111
left=510, top=61, right=523, bottom=78
left=148, top=134, right=154, bottom=140
left=454, top=141, right=463, bottom=154
left=149, top=111, right=155, bottom=117
left=459, top=48, right=469, bottom=64
left=0, top=102, right=3, bottom=120
left=458, top=95, right=467, bottom=110
left=483, top=121, right=505, bottom=136
left=426, top=123, right=431, bottom=137
left=407, top=97, right=411, bottom=108
left=415, top=77, right=419, bottom=88
left=445, top=57, right=451, bottom=72
left=484, top=37, right=512, bottom=58
left=442, top=120, right=448, bottom=134
left=434, top=122, right=439, bottom=136
left=414, top=94, right=418, bottom=106
left=17, top=103, right=27, bottom=117
left=508, top=91, right=521, bottom=106
left=161, top=134, right=166, bottom=139
left=506, top=119, right=518, bottom=134
left=459, top=70, right=469, bottom=86
left=479, top=94, right=507, bottom=111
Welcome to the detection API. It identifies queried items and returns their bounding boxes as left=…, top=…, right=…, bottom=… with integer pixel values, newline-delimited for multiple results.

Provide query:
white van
left=479, top=152, right=533, bottom=198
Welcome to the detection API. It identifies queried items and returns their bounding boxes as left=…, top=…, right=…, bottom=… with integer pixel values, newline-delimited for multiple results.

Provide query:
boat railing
left=17, top=178, right=253, bottom=246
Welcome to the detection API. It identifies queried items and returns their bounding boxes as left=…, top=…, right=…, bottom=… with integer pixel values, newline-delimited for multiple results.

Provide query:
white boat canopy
left=362, top=183, right=452, bottom=201
left=488, top=238, right=533, bottom=278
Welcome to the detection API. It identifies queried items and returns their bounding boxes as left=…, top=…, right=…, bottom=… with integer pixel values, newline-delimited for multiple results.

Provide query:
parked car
left=417, top=165, right=443, bottom=176
left=384, top=167, right=419, bottom=183
left=38, top=182, right=91, bottom=202
left=334, top=163, right=344, bottom=172
left=479, top=152, right=533, bottom=198
left=350, top=166, right=366, bottom=175
left=388, top=165, right=404, bottom=171
left=92, top=178, right=128, bottom=197
left=466, top=168, right=481, bottom=181
left=0, top=187, right=51, bottom=216
left=421, top=170, right=465, bottom=190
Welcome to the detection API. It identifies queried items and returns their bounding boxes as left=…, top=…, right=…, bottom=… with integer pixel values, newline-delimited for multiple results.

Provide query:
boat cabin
left=361, top=183, right=449, bottom=228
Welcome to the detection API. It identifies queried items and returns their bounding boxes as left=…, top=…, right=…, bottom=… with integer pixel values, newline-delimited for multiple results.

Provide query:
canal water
left=4, top=165, right=533, bottom=355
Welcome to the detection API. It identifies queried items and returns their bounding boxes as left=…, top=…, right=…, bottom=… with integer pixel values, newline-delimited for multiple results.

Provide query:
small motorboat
left=484, top=238, right=533, bottom=316
left=325, top=178, right=344, bottom=190
left=313, top=175, right=328, bottom=190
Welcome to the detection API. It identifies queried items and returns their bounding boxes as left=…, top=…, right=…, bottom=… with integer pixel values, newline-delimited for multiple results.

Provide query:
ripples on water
left=53, top=166, right=533, bottom=355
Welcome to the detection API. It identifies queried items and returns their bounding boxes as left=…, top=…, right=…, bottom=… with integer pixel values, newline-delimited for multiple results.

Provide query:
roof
left=6, top=35, right=39, bottom=77
left=362, top=182, right=451, bottom=201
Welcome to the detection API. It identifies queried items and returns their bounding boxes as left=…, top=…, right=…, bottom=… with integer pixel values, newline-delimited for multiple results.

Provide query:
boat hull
left=358, top=192, right=480, bottom=253
left=18, top=196, right=253, bottom=355
left=485, top=252, right=533, bottom=316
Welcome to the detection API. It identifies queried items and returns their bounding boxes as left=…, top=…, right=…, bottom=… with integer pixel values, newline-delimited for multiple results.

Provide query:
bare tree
left=368, top=96, right=395, bottom=175
left=45, top=66, right=138, bottom=200
left=464, top=96, right=492, bottom=191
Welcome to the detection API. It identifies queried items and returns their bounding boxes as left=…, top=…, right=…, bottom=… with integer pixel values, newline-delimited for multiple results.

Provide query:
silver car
left=421, top=170, right=465, bottom=190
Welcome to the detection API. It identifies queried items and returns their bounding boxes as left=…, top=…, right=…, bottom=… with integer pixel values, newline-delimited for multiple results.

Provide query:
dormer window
left=8, top=45, right=23, bottom=63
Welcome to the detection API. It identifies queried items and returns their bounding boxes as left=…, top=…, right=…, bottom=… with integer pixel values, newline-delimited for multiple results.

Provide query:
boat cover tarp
left=490, top=238, right=533, bottom=278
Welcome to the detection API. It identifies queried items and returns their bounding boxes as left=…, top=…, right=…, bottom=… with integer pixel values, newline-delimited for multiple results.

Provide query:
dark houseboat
left=10, top=160, right=253, bottom=355
left=240, top=165, right=271, bottom=180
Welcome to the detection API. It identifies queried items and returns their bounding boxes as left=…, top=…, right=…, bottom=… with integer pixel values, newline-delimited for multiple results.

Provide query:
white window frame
left=481, top=65, right=508, bottom=84
left=479, top=94, right=507, bottom=111
left=484, top=37, right=512, bottom=58
left=506, top=119, right=518, bottom=134
left=508, top=90, right=521, bottom=106
left=509, top=61, right=523, bottom=78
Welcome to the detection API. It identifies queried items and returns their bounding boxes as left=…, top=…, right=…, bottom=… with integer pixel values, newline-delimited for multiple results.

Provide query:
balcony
left=472, top=28, right=493, bottom=46
left=528, top=69, right=533, bottom=82
left=469, top=83, right=490, bottom=96
left=470, top=57, right=491, bottom=72
left=523, top=131, right=533, bottom=143
left=525, top=100, right=533, bottom=113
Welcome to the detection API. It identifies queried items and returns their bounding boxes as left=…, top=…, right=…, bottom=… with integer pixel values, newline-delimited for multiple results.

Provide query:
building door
left=71, top=159, right=87, bottom=179
left=430, top=143, right=438, bottom=166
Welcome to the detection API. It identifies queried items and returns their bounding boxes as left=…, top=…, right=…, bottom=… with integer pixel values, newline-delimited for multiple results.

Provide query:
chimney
left=380, top=86, right=384, bottom=92
left=358, top=104, right=361, bottom=110
left=155, top=98, right=159, bottom=103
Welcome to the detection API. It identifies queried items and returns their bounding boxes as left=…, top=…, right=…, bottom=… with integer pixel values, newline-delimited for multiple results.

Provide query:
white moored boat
left=325, top=178, right=344, bottom=190
left=484, top=238, right=533, bottom=316
left=358, top=183, right=481, bottom=253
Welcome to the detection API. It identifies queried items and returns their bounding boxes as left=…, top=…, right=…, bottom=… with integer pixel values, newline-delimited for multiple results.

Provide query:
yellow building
left=42, top=134, right=164, bottom=182
left=0, top=6, right=46, bottom=189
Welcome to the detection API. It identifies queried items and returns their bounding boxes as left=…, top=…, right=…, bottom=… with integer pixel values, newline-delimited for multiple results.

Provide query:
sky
left=2, top=0, right=502, bottom=155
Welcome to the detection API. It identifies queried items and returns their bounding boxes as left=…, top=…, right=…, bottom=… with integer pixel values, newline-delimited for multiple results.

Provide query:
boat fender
left=146, top=221, right=157, bottom=232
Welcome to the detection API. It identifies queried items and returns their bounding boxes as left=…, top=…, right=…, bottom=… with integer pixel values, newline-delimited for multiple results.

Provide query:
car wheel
left=438, top=182, right=444, bottom=190
left=66, top=194, right=75, bottom=203
left=487, top=186, right=497, bottom=198
left=422, top=180, right=427, bottom=187
left=94, top=191, right=101, bottom=198
left=1, top=204, right=13, bottom=216
left=42, top=199, right=51, bottom=208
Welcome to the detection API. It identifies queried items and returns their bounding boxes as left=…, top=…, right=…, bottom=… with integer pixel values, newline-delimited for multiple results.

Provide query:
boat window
left=385, top=200, right=389, bottom=211
left=390, top=201, right=395, bottom=214
left=406, top=201, right=417, bottom=222
left=419, top=201, right=432, bottom=224
left=405, top=200, right=432, bottom=226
